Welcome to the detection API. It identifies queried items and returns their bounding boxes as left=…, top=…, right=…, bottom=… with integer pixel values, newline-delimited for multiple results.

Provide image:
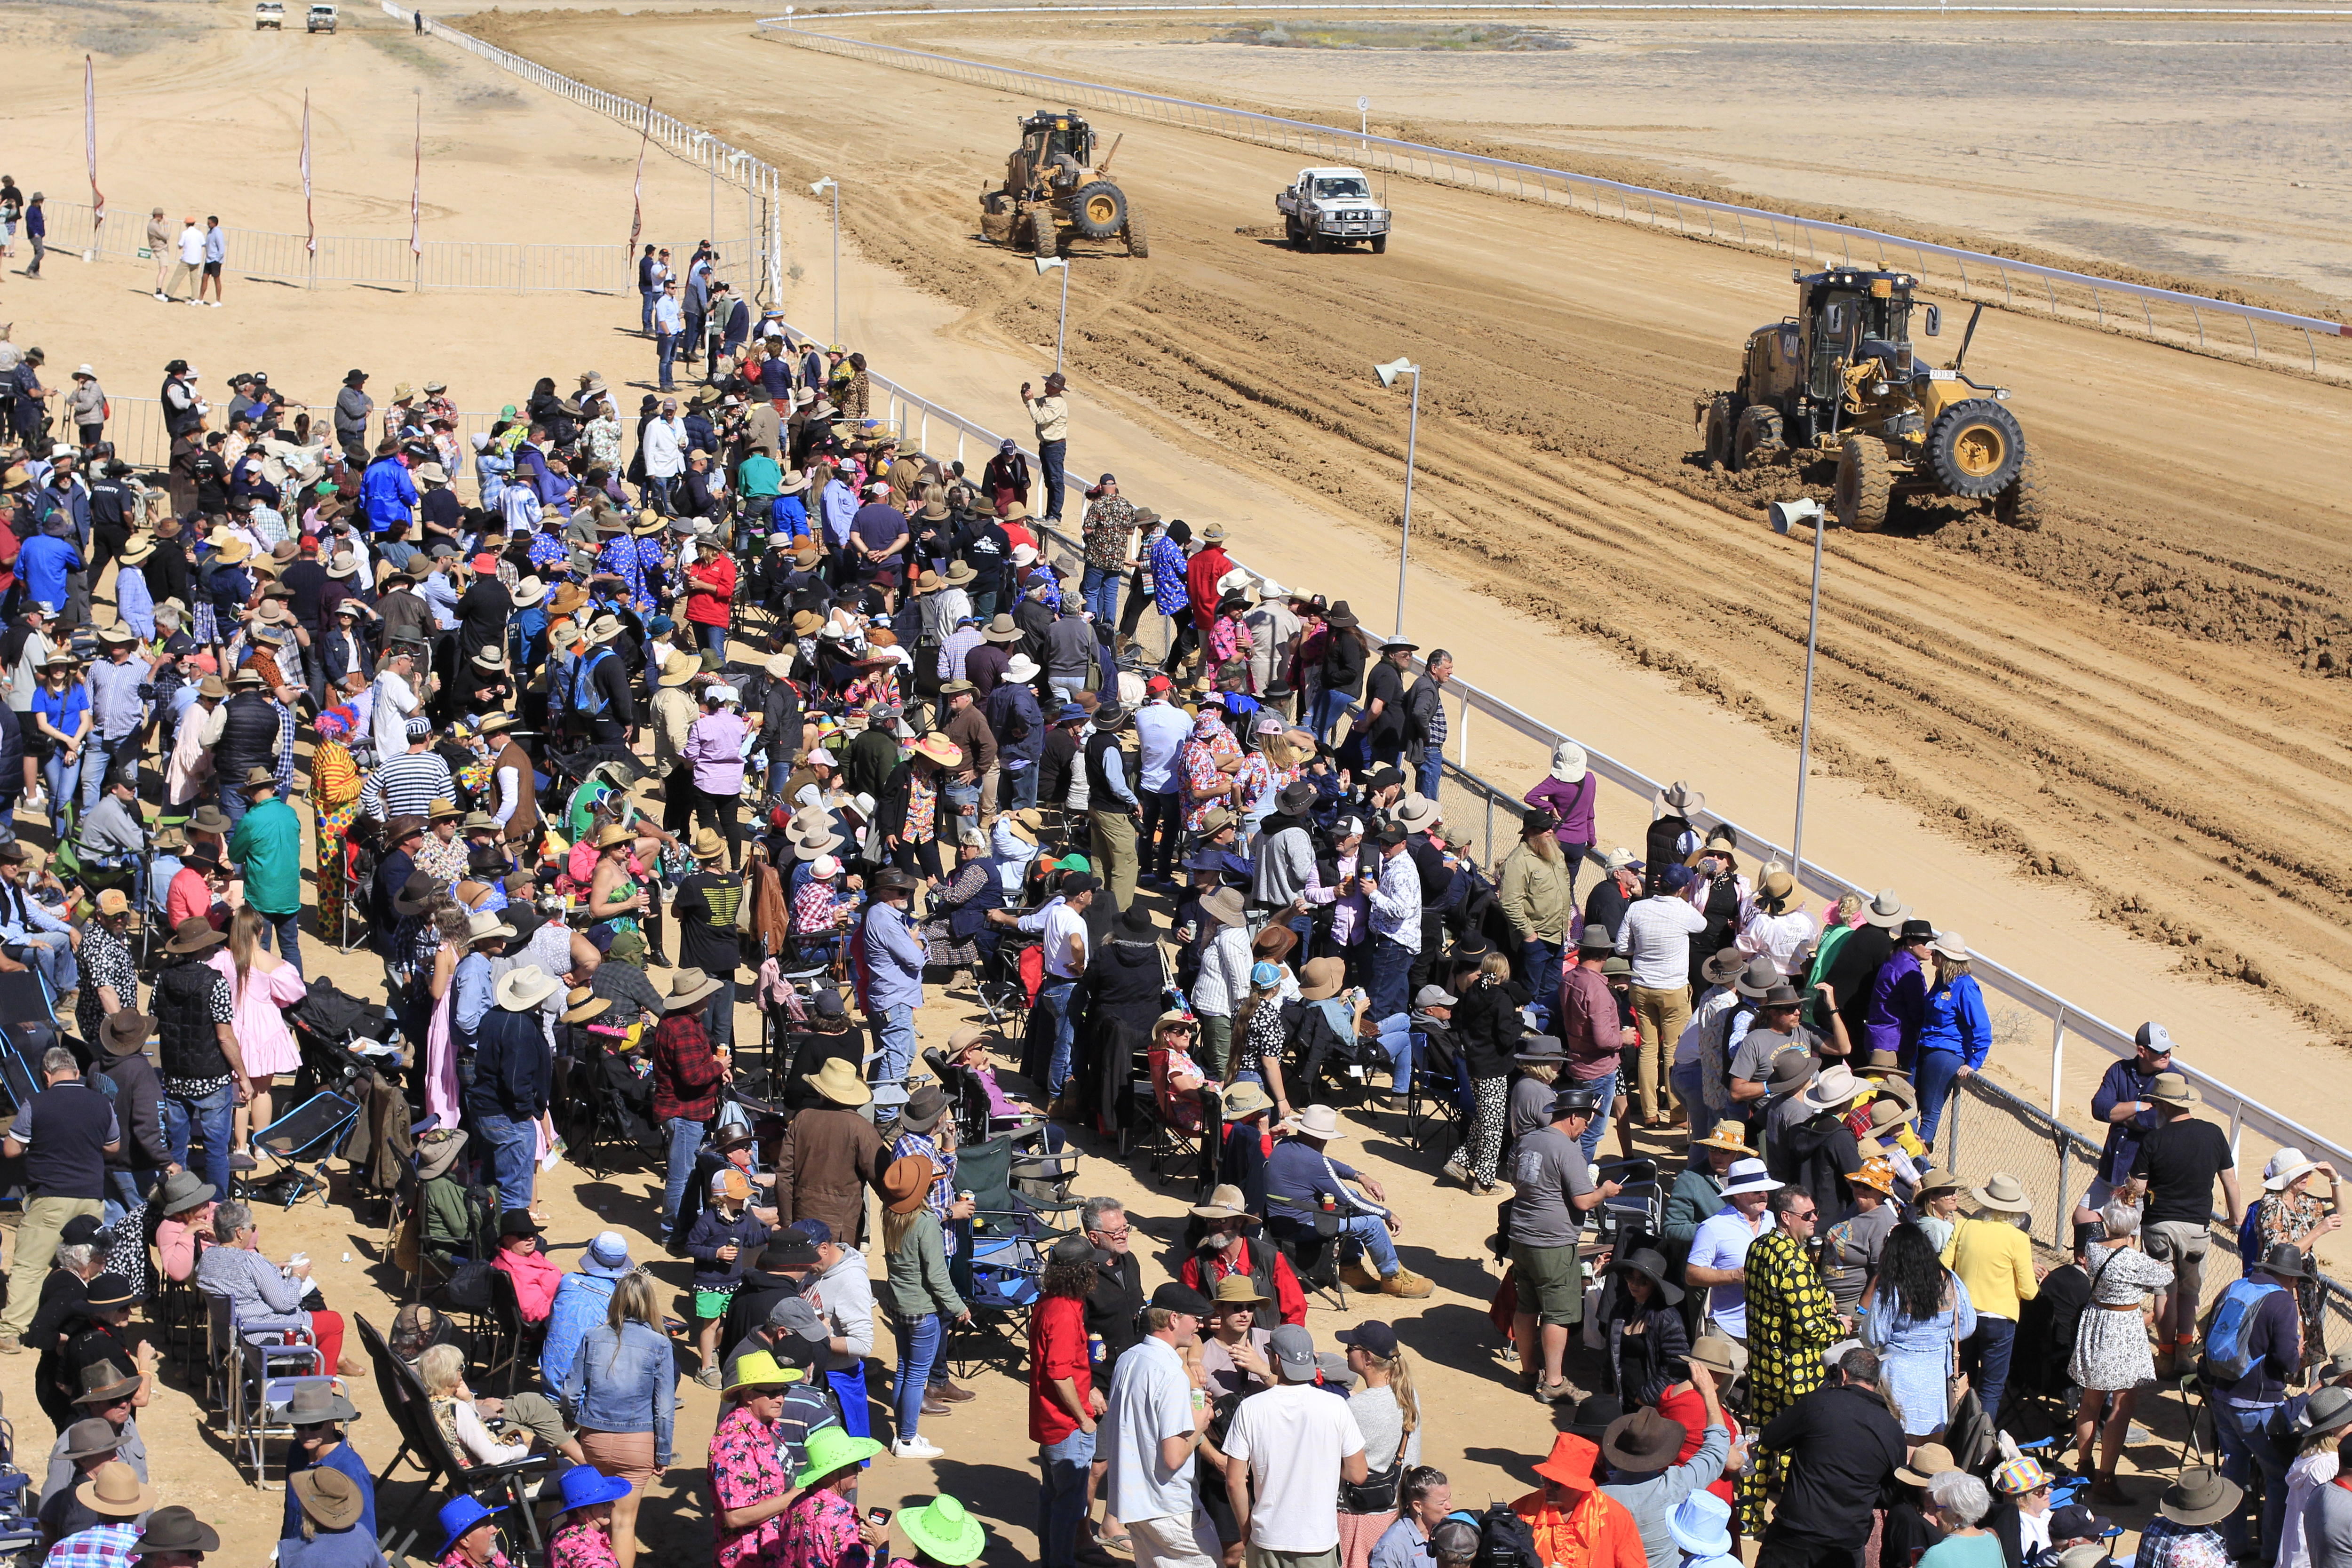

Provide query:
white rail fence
left=376, top=0, right=789, bottom=305
left=756, top=22, right=2352, bottom=376
left=370, top=0, right=2350, bottom=1185
left=42, top=202, right=761, bottom=296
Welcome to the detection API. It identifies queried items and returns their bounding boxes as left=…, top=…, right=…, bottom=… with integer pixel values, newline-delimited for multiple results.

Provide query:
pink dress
left=426, top=986, right=461, bottom=1131
left=207, top=950, right=309, bottom=1078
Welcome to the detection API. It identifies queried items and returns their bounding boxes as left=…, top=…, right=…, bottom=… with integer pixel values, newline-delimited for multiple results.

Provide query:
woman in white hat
left=1915, top=930, right=1989, bottom=1146
left=2249, top=1146, right=2341, bottom=1365
left=1521, top=741, right=1597, bottom=896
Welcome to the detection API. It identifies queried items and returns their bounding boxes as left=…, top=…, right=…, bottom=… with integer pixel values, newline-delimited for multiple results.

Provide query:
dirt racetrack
left=471, top=8, right=2352, bottom=1047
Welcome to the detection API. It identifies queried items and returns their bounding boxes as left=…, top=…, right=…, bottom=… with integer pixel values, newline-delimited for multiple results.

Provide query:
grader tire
left=1029, top=207, right=1058, bottom=260
left=1927, top=398, right=2025, bottom=499
left=1070, top=181, right=1127, bottom=241
left=1701, top=395, right=1735, bottom=471
left=1123, top=208, right=1149, bottom=258
left=1994, top=445, right=2046, bottom=531
left=1732, top=405, right=1785, bottom=471
left=1835, top=436, right=1894, bottom=533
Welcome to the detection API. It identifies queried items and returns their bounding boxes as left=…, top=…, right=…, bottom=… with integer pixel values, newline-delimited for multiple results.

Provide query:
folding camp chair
left=250, top=1090, right=363, bottom=1208
left=356, top=1312, right=555, bottom=1564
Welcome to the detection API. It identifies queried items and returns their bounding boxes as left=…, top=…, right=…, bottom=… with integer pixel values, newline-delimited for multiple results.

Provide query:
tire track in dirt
left=463, top=10, right=2352, bottom=1042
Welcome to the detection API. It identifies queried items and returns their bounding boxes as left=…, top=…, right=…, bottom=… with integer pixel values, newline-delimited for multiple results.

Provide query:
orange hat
left=1533, top=1432, right=1600, bottom=1490
left=709, top=1168, right=752, bottom=1203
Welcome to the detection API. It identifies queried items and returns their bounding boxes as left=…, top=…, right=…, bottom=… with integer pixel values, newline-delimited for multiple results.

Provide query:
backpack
left=2201, top=1278, right=2283, bottom=1384
left=1474, top=1501, right=1539, bottom=1568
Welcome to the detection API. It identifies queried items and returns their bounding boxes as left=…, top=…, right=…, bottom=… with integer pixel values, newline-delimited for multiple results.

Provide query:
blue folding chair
left=251, top=1090, right=363, bottom=1208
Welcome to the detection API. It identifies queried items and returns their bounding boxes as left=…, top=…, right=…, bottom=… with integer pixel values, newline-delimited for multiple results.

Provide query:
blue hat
left=1668, top=1492, right=1733, bottom=1557
left=1660, top=862, right=1697, bottom=893
left=788, top=1218, right=834, bottom=1247
left=437, top=1496, right=505, bottom=1558
left=1055, top=703, right=1087, bottom=723
left=556, top=1464, right=634, bottom=1515
left=1249, top=961, right=1283, bottom=989
left=580, top=1231, right=633, bottom=1279
left=648, top=614, right=675, bottom=635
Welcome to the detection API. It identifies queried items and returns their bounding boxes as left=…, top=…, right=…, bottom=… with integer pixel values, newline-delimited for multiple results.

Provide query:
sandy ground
left=463, top=10, right=2352, bottom=1049
left=921, top=13, right=2352, bottom=309
left=0, top=4, right=2336, bottom=1557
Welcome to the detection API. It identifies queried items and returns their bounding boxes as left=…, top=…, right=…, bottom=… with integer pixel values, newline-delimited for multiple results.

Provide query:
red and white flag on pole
left=301, top=90, right=316, bottom=255
left=409, top=96, right=423, bottom=256
left=83, top=56, right=105, bottom=251
left=628, top=100, right=653, bottom=254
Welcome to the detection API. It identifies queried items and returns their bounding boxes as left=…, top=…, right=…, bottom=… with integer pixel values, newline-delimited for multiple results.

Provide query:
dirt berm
left=469, top=8, right=2352, bottom=1044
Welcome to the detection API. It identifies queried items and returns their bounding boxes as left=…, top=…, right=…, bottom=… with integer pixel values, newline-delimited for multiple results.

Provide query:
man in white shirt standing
left=1134, top=677, right=1191, bottom=888
left=994, top=870, right=1093, bottom=1107
left=369, top=644, right=425, bottom=765
left=1105, top=1282, right=1219, bottom=1568
left=642, top=398, right=686, bottom=515
left=1684, top=1158, right=1781, bottom=1344
left=168, top=218, right=206, bottom=306
left=1366, top=823, right=1422, bottom=1027
left=1615, top=863, right=1708, bottom=1128
left=652, top=279, right=686, bottom=393
left=1224, top=1324, right=1370, bottom=1567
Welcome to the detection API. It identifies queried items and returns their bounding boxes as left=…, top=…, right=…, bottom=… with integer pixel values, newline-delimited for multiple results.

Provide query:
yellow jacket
left=1941, top=1213, right=2040, bottom=1320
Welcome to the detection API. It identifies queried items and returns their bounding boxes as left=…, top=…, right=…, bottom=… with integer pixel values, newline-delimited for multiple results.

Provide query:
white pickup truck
left=1275, top=166, right=1390, bottom=254
left=254, top=1, right=284, bottom=27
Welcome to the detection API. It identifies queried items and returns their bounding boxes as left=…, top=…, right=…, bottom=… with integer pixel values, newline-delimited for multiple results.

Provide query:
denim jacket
left=559, top=1321, right=677, bottom=1466
left=537, top=1273, right=619, bottom=1394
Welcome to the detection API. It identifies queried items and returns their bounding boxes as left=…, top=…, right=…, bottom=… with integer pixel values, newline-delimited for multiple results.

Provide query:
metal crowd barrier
left=755, top=22, right=2352, bottom=375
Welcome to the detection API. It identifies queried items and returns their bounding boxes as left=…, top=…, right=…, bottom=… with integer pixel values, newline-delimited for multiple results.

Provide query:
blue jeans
left=220, top=785, right=251, bottom=832
left=704, top=975, right=736, bottom=1053
left=41, top=748, right=80, bottom=823
left=1311, top=690, right=1357, bottom=747
left=2217, top=1398, right=2289, bottom=1557
left=1080, top=564, right=1120, bottom=627
left=257, top=907, right=304, bottom=978
left=474, top=1109, right=537, bottom=1216
left=1341, top=1212, right=1400, bottom=1276
left=1375, top=1024, right=1414, bottom=1095
left=1521, top=939, right=1562, bottom=1033
left=1367, top=936, right=1413, bottom=1026
left=875, top=1003, right=917, bottom=1102
left=1036, top=980, right=1078, bottom=1097
left=660, top=1115, right=707, bottom=1236
left=103, top=1169, right=152, bottom=1230
left=1038, top=1427, right=1096, bottom=1568
left=1915, top=1048, right=1965, bottom=1148
left=80, top=735, right=128, bottom=818
left=1005, top=763, right=1040, bottom=811
left=1415, top=750, right=1443, bottom=802
left=1578, top=1069, right=1619, bottom=1162
left=162, top=1078, right=236, bottom=1195
left=1672, top=1060, right=1713, bottom=1141
left=656, top=332, right=680, bottom=389
left=1959, top=1314, right=2017, bottom=1430
left=699, top=624, right=727, bottom=658
left=640, top=287, right=657, bottom=333
left=895, top=1311, right=942, bottom=1442
left=13, top=930, right=76, bottom=999
left=1037, top=439, right=1067, bottom=523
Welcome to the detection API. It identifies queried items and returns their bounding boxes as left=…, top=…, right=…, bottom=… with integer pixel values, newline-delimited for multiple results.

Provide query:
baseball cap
left=1148, top=1282, right=1213, bottom=1318
left=787, top=1219, right=833, bottom=1247
left=1334, top=1320, right=1398, bottom=1358
left=2047, top=1504, right=2112, bottom=1542
left=1268, top=1324, right=1318, bottom=1381
left=2135, top=1022, right=2173, bottom=1054
left=768, top=1297, right=830, bottom=1341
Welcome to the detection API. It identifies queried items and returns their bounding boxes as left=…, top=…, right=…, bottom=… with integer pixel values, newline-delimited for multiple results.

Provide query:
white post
left=1057, top=260, right=1071, bottom=374
left=1395, top=369, right=1420, bottom=637
left=2050, top=1005, right=2068, bottom=1117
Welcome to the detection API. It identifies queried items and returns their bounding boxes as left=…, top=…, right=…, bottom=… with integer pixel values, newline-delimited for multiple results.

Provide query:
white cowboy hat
left=2265, top=1147, right=2326, bottom=1193
left=1720, top=1157, right=1781, bottom=1196
left=494, top=964, right=559, bottom=1011
left=1799, top=1063, right=1863, bottom=1114
left=1290, top=1105, right=1348, bottom=1140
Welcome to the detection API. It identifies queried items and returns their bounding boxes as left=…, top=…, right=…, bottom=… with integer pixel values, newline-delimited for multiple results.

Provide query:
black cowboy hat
left=1606, top=1247, right=1684, bottom=1305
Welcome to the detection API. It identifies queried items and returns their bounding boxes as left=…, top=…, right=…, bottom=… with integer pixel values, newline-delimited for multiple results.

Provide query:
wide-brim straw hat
left=77, top=1461, right=158, bottom=1520
left=2266, top=1147, right=2327, bottom=1192
left=1290, top=1105, right=1347, bottom=1140
left=1972, top=1171, right=2032, bottom=1212
left=912, top=734, right=963, bottom=768
left=804, top=1057, right=872, bottom=1107
left=1190, top=1184, right=1254, bottom=1221
left=495, top=965, right=560, bottom=1012
left=666, top=967, right=723, bottom=1011
left=1863, top=888, right=1911, bottom=928
left=1846, top=1155, right=1901, bottom=1197
left=1894, top=1441, right=1960, bottom=1487
left=2145, top=1070, right=2201, bottom=1107
left=1222, top=1081, right=1275, bottom=1120
left=1297, top=956, right=1345, bottom=1001
left=1691, top=1124, right=1754, bottom=1156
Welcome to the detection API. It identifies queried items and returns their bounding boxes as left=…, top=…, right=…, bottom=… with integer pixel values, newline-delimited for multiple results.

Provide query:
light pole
left=1373, top=357, right=1421, bottom=637
left=1770, top=496, right=1827, bottom=871
left=810, top=175, right=838, bottom=341
left=1035, top=255, right=1070, bottom=374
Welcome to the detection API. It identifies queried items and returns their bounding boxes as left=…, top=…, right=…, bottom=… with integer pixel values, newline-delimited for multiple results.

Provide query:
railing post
left=2050, top=1004, right=2067, bottom=1116
left=2226, top=1098, right=2244, bottom=1164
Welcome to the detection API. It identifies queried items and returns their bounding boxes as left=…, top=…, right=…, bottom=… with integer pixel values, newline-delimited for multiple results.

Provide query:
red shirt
left=1187, top=545, right=1233, bottom=634
left=651, top=1012, right=725, bottom=1124
left=686, top=554, right=737, bottom=627
left=1180, top=1245, right=1308, bottom=1329
left=1029, top=1294, right=1091, bottom=1445
left=1655, top=1385, right=1739, bottom=1506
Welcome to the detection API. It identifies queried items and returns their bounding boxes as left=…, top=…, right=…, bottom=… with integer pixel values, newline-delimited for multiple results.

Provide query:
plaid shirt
left=43, top=1523, right=142, bottom=1568
left=651, top=1011, right=726, bottom=1125
left=892, top=1127, right=959, bottom=1257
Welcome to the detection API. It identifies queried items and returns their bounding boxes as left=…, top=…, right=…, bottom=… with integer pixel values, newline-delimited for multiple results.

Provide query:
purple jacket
left=1524, top=772, right=1597, bottom=849
left=1864, top=948, right=1927, bottom=1061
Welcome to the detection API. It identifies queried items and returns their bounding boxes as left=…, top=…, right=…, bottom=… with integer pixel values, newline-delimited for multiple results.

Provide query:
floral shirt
left=597, top=535, right=652, bottom=616
left=843, top=669, right=900, bottom=715
left=438, top=1549, right=512, bottom=1568
left=528, top=530, right=570, bottom=573
left=1148, top=533, right=1190, bottom=616
left=1081, top=494, right=1138, bottom=570
left=586, top=416, right=623, bottom=470
left=905, top=771, right=938, bottom=844
left=549, top=1520, right=620, bottom=1568
left=1178, top=717, right=1242, bottom=830
left=782, top=1481, right=872, bottom=1568
left=75, top=925, right=139, bottom=1053
left=1202, top=613, right=1253, bottom=689
left=712, top=1404, right=795, bottom=1568
left=415, top=834, right=469, bottom=886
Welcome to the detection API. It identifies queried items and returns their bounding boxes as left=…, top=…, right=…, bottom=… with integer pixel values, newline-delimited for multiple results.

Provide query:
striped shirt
left=358, top=749, right=456, bottom=822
